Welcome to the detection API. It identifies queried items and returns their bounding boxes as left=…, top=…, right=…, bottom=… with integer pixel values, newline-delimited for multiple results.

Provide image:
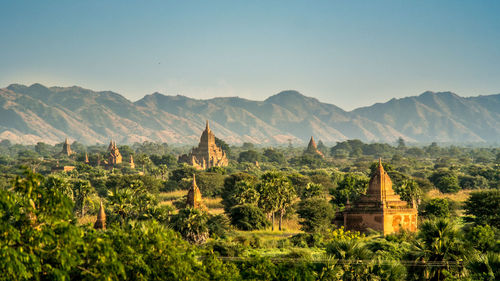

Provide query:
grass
left=78, top=215, right=96, bottom=226
left=159, top=190, right=186, bottom=201
left=205, top=197, right=223, bottom=209
left=426, top=189, right=474, bottom=203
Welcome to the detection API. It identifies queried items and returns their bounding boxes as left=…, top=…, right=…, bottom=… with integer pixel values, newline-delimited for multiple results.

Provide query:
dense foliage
left=0, top=139, right=499, bottom=280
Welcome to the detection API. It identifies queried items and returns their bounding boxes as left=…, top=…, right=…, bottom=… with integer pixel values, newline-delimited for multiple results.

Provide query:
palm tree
left=326, top=239, right=374, bottom=281
left=467, top=252, right=500, bottom=281
left=107, top=187, right=134, bottom=223
left=407, top=218, right=469, bottom=281
left=170, top=208, right=209, bottom=244
left=257, top=172, right=295, bottom=231
left=72, top=179, right=93, bottom=217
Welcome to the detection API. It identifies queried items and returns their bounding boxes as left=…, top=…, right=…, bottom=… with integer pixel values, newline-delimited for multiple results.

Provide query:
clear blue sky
left=1, top=0, right=499, bottom=110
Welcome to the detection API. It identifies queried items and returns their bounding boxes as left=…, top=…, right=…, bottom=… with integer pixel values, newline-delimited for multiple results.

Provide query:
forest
left=0, top=138, right=499, bottom=281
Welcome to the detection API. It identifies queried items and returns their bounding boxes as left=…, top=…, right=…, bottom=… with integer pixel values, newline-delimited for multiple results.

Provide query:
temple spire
left=378, top=158, right=385, bottom=173
left=308, top=136, right=317, bottom=149
left=186, top=174, right=203, bottom=208
left=205, top=120, right=210, bottom=131
left=94, top=201, right=106, bottom=230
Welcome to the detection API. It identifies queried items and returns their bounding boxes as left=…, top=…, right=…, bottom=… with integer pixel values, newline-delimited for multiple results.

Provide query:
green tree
left=464, top=224, right=496, bottom=252
left=407, top=218, right=469, bottom=281
left=170, top=208, right=210, bottom=244
left=326, top=239, right=375, bottom=281
left=330, top=173, right=369, bottom=208
left=464, top=190, right=500, bottom=228
left=300, top=182, right=323, bottom=199
left=72, top=179, right=94, bottom=217
left=394, top=179, right=421, bottom=207
left=467, top=252, right=500, bottom=281
left=429, top=170, right=460, bottom=193
left=238, top=150, right=261, bottom=163
left=257, top=171, right=296, bottom=231
left=420, top=198, right=450, bottom=219
left=263, top=148, right=285, bottom=164
left=221, top=173, right=258, bottom=212
left=229, top=204, right=270, bottom=230
left=0, top=169, right=81, bottom=280
left=297, top=197, right=335, bottom=233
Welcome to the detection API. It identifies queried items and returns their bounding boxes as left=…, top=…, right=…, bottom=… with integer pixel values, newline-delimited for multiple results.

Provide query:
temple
left=107, top=140, right=122, bottom=165
left=61, top=138, right=74, bottom=156
left=178, top=120, right=228, bottom=169
left=186, top=174, right=204, bottom=209
left=94, top=201, right=106, bottom=230
left=304, top=136, right=324, bottom=157
left=129, top=155, right=135, bottom=169
left=340, top=159, right=417, bottom=235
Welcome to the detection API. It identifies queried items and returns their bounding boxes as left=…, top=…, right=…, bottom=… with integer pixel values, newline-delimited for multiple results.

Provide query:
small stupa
left=94, top=201, right=106, bottom=230
left=304, top=136, right=324, bottom=157
left=129, top=155, right=135, bottom=169
left=61, top=138, right=73, bottom=156
left=186, top=174, right=204, bottom=209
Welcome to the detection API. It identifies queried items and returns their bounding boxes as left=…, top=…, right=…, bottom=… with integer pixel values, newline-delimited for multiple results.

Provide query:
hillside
left=1, top=84, right=499, bottom=144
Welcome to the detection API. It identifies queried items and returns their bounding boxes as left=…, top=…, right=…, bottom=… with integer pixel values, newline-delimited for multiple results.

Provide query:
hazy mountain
left=1, top=84, right=498, bottom=145
left=352, top=91, right=500, bottom=142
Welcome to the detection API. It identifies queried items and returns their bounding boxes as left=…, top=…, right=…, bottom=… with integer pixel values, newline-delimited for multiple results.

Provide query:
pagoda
left=304, top=136, right=324, bottom=157
left=178, top=120, right=228, bottom=169
left=94, top=201, right=106, bottom=230
left=107, top=140, right=122, bottom=165
left=341, top=159, right=417, bottom=235
left=61, top=138, right=74, bottom=156
left=186, top=174, right=204, bottom=209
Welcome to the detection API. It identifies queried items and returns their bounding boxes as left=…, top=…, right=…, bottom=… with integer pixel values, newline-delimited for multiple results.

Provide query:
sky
left=1, top=0, right=499, bottom=110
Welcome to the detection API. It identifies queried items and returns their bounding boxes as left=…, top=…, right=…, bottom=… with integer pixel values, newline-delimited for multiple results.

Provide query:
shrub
left=420, top=198, right=451, bottom=218
left=296, top=197, right=335, bottom=233
left=429, top=170, right=460, bottom=193
left=229, top=204, right=270, bottom=230
left=464, top=190, right=500, bottom=228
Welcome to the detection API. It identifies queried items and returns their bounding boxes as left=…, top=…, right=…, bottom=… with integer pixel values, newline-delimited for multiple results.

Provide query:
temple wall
left=383, top=209, right=418, bottom=234
left=343, top=208, right=418, bottom=235
left=344, top=211, right=384, bottom=233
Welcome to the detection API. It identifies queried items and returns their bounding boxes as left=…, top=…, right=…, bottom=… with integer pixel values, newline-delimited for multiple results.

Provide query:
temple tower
left=129, top=155, right=135, bottom=169
left=61, top=138, right=73, bottom=156
left=107, top=140, right=122, bottom=165
left=342, top=159, right=417, bottom=235
left=178, top=120, right=228, bottom=169
left=186, top=174, right=203, bottom=209
left=94, top=201, right=106, bottom=230
left=304, top=136, right=324, bottom=157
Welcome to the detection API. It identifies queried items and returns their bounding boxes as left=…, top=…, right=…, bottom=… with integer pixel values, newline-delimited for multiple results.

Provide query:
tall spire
left=61, top=137, right=73, bottom=156
left=94, top=201, right=106, bottom=230
left=85, top=152, right=89, bottom=163
left=186, top=174, right=203, bottom=208
left=378, top=158, right=385, bottom=173
left=308, top=136, right=317, bottom=149
left=205, top=120, right=210, bottom=131
left=130, top=155, right=135, bottom=169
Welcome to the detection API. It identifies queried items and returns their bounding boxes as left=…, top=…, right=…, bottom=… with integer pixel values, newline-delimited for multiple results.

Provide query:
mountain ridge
left=1, top=83, right=499, bottom=145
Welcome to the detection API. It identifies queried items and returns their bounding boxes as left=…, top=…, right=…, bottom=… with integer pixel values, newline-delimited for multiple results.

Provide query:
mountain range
left=1, top=83, right=499, bottom=145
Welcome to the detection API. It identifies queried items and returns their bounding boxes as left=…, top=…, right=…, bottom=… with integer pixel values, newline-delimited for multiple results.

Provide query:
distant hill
left=1, top=83, right=499, bottom=145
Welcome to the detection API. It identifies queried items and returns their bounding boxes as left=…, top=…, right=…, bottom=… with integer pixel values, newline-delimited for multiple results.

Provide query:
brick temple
left=178, top=120, right=228, bottom=170
left=340, top=159, right=418, bottom=235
